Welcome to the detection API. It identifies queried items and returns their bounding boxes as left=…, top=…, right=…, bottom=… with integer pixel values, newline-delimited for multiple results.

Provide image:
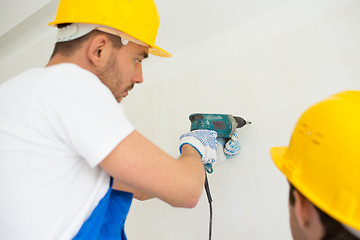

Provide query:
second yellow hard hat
left=271, top=91, right=360, bottom=232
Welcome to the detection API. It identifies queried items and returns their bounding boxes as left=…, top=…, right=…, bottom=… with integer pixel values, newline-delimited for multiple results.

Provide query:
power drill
left=189, top=113, right=251, bottom=138
left=189, top=113, right=251, bottom=173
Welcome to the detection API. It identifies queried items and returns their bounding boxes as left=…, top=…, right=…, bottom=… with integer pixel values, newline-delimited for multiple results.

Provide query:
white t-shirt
left=0, top=63, right=135, bottom=239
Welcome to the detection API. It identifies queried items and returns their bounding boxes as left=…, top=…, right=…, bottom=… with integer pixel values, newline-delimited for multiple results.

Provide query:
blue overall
left=73, top=179, right=133, bottom=240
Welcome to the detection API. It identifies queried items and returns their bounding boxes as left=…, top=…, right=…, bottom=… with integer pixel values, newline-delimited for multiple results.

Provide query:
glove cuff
left=179, top=138, right=205, bottom=159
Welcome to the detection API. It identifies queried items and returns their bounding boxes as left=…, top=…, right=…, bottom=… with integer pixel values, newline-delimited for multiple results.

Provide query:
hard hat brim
left=149, top=45, right=172, bottom=58
left=270, top=146, right=288, bottom=172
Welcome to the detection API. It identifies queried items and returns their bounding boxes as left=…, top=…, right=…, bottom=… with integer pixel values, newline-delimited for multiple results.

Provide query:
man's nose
left=132, top=63, right=144, bottom=84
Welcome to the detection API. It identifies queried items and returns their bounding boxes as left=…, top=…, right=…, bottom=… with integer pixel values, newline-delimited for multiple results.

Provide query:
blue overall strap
left=73, top=178, right=133, bottom=240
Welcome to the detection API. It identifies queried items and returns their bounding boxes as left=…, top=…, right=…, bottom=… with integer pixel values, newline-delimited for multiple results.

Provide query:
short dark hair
left=50, top=23, right=124, bottom=59
left=289, top=184, right=359, bottom=240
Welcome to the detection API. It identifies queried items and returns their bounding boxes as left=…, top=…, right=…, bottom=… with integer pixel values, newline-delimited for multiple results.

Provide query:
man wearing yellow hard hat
left=270, top=91, right=360, bottom=240
left=0, top=0, right=241, bottom=239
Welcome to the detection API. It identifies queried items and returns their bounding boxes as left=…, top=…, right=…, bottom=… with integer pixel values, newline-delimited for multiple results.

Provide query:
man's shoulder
left=39, top=63, right=102, bottom=93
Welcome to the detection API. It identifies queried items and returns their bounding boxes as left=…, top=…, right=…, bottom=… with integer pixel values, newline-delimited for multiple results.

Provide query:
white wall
left=124, top=0, right=360, bottom=239
left=1, top=0, right=359, bottom=239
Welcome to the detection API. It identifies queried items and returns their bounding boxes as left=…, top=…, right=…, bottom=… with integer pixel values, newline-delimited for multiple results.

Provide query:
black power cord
left=204, top=174, right=213, bottom=240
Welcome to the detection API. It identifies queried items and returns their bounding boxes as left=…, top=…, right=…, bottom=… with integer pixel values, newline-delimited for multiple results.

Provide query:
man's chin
left=117, top=95, right=129, bottom=103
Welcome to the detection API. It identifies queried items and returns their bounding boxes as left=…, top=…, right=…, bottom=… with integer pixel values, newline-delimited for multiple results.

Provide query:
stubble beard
left=98, top=53, right=124, bottom=102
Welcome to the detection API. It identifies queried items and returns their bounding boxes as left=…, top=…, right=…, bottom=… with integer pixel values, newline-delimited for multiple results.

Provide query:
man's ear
left=293, top=190, right=314, bottom=229
left=87, top=34, right=110, bottom=67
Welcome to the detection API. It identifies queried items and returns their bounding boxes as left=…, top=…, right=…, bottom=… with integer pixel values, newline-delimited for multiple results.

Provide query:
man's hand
left=179, top=130, right=218, bottom=165
left=216, top=130, right=241, bottom=164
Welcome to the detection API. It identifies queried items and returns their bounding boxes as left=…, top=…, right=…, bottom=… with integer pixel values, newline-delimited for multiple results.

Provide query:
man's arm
left=100, top=130, right=205, bottom=208
left=113, top=180, right=153, bottom=201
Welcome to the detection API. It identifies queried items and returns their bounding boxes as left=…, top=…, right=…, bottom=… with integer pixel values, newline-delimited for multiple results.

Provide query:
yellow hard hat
left=271, top=91, right=360, bottom=231
left=49, top=0, right=171, bottom=58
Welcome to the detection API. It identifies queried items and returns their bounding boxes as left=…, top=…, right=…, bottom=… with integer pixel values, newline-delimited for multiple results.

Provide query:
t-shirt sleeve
left=35, top=65, right=135, bottom=167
